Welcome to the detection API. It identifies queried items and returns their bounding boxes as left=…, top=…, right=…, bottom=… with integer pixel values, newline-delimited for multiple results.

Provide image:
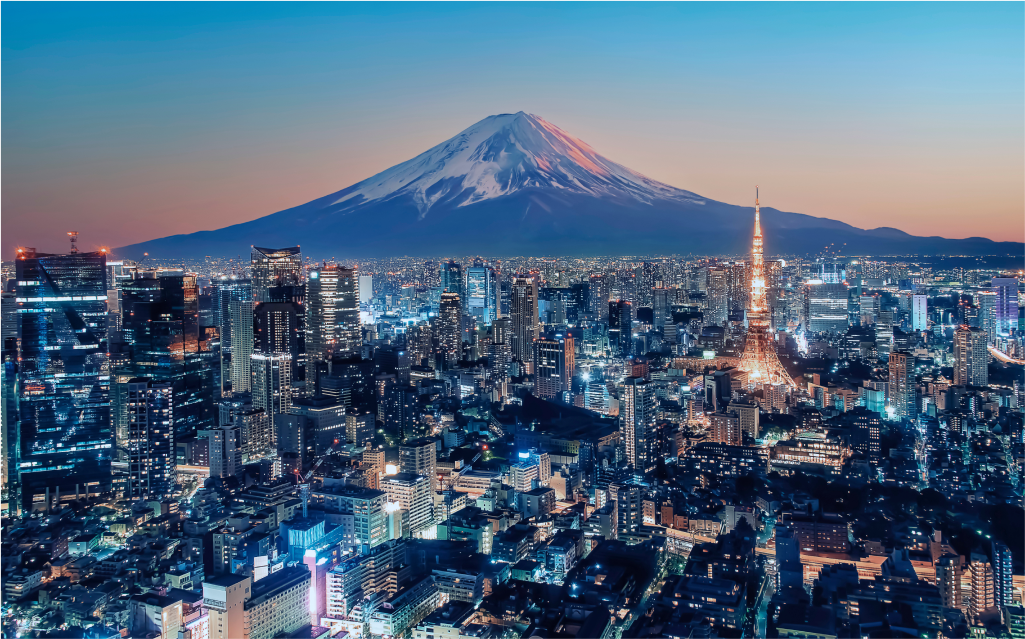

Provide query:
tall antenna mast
left=68, top=231, right=79, bottom=254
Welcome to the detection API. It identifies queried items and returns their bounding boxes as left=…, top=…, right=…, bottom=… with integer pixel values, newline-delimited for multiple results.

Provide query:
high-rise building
left=438, top=292, right=462, bottom=369
left=250, top=246, right=302, bottom=303
left=336, top=266, right=360, bottom=358
left=203, top=574, right=251, bottom=639
left=533, top=333, right=574, bottom=400
left=935, top=554, right=962, bottom=610
left=124, top=379, right=176, bottom=499
left=652, top=287, right=671, bottom=330
left=16, top=248, right=113, bottom=510
left=953, top=325, right=988, bottom=387
left=888, top=351, right=915, bottom=421
left=975, top=290, right=997, bottom=344
left=510, top=277, right=539, bottom=371
left=399, top=438, right=438, bottom=490
left=619, top=377, right=655, bottom=473
left=608, top=300, right=632, bottom=357
left=251, top=353, right=292, bottom=454
left=382, top=473, right=434, bottom=533
left=117, top=271, right=216, bottom=438
left=306, top=266, right=340, bottom=364
left=912, top=294, right=928, bottom=332
left=229, top=299, right=254, bottom=393
left=254, top=298, right=304, bottom=381
left=991, top=277, right=1019, bottom=337
left=737, top=190, right=796, bottom=389
left=993, top=541, right=1014, bottom=608
left=208, top=422, right=242, bottom=479
left=706, top=267, right=728, bottom=327
left=465, top=266, right=494, bottom=327
left=212, top=278, right=252, bottom=395
left=805, top=282, right=850, bottom=334
left=970, top=553, right=995, bottom=621
left=440, top=261, right=463, bottom=299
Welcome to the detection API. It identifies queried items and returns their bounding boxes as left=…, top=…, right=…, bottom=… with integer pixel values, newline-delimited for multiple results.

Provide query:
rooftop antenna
left=68, top=231, right=79, bottom=254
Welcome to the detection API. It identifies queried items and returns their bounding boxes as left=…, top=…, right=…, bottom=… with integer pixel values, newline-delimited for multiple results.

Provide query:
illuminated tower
left=738, top=188, right=796, bottom=388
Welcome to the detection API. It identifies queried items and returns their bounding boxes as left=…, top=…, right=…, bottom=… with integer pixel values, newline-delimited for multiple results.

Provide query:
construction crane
left=296, top=439, right=340, bottom=519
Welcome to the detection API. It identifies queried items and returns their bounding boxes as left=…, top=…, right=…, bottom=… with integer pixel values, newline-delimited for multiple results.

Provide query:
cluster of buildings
left=0, top=216, right=1022, bottom=638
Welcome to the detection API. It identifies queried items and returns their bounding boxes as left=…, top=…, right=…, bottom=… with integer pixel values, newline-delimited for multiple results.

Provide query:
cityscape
left=2, top=4, right=1024, bottom=639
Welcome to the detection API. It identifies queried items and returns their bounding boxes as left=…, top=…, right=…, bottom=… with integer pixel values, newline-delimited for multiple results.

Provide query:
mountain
left=119, top=112, right=1022, bottom=259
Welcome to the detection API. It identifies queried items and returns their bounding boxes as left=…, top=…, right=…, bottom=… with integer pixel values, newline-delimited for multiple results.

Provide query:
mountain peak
left=329, top=112, right=704, bottom=217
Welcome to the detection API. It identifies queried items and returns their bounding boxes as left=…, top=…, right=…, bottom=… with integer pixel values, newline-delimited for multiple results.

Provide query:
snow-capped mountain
left=119, top=113, right=1021, bottom=258
left=333, top=112, right=704, bottom=216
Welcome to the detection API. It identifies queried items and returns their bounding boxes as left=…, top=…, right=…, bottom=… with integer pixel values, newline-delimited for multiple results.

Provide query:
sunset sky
left=3, top=2, right=1023, bottom=255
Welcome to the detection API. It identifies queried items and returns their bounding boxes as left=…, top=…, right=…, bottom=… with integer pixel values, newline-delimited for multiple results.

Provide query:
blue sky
left=3, top=2, right=1022, bottom=253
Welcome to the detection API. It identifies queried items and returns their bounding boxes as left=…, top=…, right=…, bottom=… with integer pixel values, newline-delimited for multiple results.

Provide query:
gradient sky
left=3, top=2, right=1023, bottom=256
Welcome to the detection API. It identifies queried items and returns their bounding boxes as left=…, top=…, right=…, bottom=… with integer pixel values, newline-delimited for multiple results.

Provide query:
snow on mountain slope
left=331, top=111, right=706, bottom=216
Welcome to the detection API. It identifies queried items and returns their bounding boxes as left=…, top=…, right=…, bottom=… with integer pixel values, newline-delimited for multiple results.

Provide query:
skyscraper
left=975, top=290, right=997, bottom=344
left=911, top=294, right=928, bottom=332
left=465, top=266, right=494, bottom=327
left=250, top=246, right=302, bottom=303
left=619, top=376, right=655, bottom=473
left=991, top=277, right=1019, bottom=337
left=229, top=299, right=254, bottom=393
left=953, top=325, right=988, bottom=387
left=335, top=266, right=360, bottom=359
left=212, top=278, right=252, bottom=395
left=16, top=248, right=113, bottom=510
left=251, top=352, right=292, bottom=454
left=805, top=282, right=850, bottom=334
left=737, top=189, right=796, bottom=388
left=254, top=296, right=304, bottom=382
left=533, top=333, right=574, bottom=401
left=608, top=300, right=632, bottom=357
left=438, top=291, right=462, bottom=369
left=306, top=266, right=341, bottom=364
left=706, top=266, right=728, bottom=326
left=888, top=351, right=914, bottom=421
left=440, top=261, right=463, bottom=299
left=125, top=379, right=176, bottom=500
left=117, top=271, right=216, bottom=437
left=510, top=277, right=538, bottom=371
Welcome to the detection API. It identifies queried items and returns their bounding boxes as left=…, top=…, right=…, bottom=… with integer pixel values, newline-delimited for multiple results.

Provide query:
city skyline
left=3, top=2, right=1024, bottom=256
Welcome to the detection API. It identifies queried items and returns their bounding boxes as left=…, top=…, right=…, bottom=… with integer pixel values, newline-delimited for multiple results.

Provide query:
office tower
left=912, top=294, right=928, bottom=332
left=251, top=353, right=292, bottom=454
left=254, top=296, right=304, bottom=381
left=970, top=553, right=995, bottom=621
left=888, top=351, right=915, bottom=421
left=335, top=266, right=361, bottom=358
left=358, top=274, right=373, bottom=304
left=608, top=300, right=633, bottom=357
left=589, top=273, right=611, bottom=320
left=706, top=266, right=728, bottom=326
left=860, top=294, right=880, bottom=325
left=118, top=271, right=216, bottom=437
left=382, top=473, right=433, bottom=533
left=510, top=277, right=539, bottom=371
left=954, top=325, right=988, bottom=387
left=212, top=277, right=252, bottom=395
left=975, top=291, right=997, bottom=344
left=534, top=333, right=574, bottom=400
left=229, top=299, right=254, bottom=393
left=399, top=438, right=438, bottom=490
left=652, top=287, right=671, bottom=330
left=991, top=277, right=1019, bottom=336
left=406, top=324, right=433, bottom=369
left=1, top=290, right=18, bottom=344
left=306, top=266, right=341, bottom=364
left=125, top=379, right=176, bottom=499
left=250, top=246, right=302, bottom=303
left=738, top=190, right=797, bottom=388
left=438, top=291, right=462, bottom=369
left=804, top=282, right=850, bottom=334
left=209, top=422, right=242, bottom=479
left=465, top=266, right=494, bottom=327
left=441, top=260, right=463, bottom=299
left=346, top=412, right=375, bottom=447
left=16, top=248, right=113, bottom=510
left=2, top=346, right=18, bottom=506
left=726, top=262, right=748, bottom=315
left=993, top=541, right=1013, bottom=607
left=935, top=554, right=962, bottom=610
left=619, top=376, right=655, bottom=473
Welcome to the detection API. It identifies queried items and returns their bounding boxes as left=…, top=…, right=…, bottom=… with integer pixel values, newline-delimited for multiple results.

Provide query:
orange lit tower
left=738, top=188, right=795, bottom=388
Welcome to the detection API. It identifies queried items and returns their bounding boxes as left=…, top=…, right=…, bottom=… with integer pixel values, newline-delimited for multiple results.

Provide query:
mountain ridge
left=118, top=112, right=1023, bottom=259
